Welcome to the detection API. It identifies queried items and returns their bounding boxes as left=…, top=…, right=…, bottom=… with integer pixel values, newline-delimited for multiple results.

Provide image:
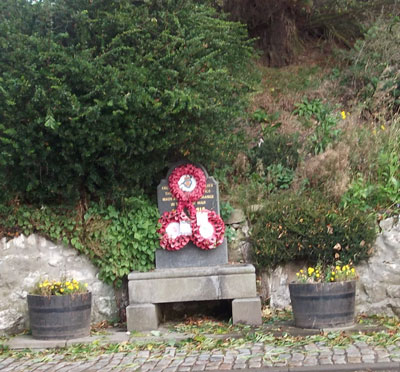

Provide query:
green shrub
left=293, top=98, right=342, bottom=155
left=249, top=133, right=300, bottom=171
left=250, top=191, right=377, bottom=270
left=342, top=145, right=400, bottom=213
left=0, top=196, right=159, bottom=287
left=0, top=0, right=257, bottom=203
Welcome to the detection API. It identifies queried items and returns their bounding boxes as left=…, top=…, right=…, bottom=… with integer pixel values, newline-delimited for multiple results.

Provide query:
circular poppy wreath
left=191, top=210, right=225, bottom=250
left=158, top=210, right=191, bottom=251
left=168, top=164, right=206, bottom=203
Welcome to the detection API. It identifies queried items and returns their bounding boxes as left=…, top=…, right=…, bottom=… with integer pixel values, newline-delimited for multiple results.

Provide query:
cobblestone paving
left=1, top=341, right=400, bottom=371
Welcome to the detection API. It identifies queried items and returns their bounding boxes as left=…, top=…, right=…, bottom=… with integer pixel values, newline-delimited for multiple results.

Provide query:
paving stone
left=198, top=354, right=211, bottom=361
left=205, top=362, right=221, bottom=370
left=169, top=360, right=184, bottom=367
left=209, top=355, right=223, bottom=362
left=163, top=367, right=178, bottom=372
left=333, top=347, right=346, bottom=355
left=332, top=356, right=347, bottom=364
left=177, top=367, right=191, bottom=372
left=192, top=364, right=206, bottom=371
left=303, top=357, right=318, bottom=366
left=347, top=356, right=362, bottom=363
left=361, top=356, right=376, bottom=363
left=304, top=343, right=318, bottom=351
left=319, top=357, right=333, bottom=365
left=218, top=363, right=233, bottom=370
left=291, top=352, right=305, bottom=361
left=232, top=363, right=247, bottom=369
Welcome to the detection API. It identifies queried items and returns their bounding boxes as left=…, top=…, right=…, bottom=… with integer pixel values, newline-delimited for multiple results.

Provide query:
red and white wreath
left=158, top=164, right=225, bottom=251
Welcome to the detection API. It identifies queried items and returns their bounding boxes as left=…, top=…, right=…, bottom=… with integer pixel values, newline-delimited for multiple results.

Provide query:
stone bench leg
left=126, top=303, right=160, bottom=331
left=232, top=297, right=262, bottom=326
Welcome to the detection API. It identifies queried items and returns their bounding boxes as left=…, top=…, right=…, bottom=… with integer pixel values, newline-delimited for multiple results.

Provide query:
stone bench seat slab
left=128, top=264, right=257, bottom=304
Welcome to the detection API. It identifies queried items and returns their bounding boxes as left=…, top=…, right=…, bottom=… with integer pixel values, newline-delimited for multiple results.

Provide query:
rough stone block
left=232, top=297, right=262, bottom=326
left=126, top=304, right=160, bottom=331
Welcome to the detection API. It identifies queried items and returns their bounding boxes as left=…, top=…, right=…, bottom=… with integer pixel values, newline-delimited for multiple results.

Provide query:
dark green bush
left=250, top=191, right=377, bottom=270
left=248, top=133, right=300, bottom=171
left=0, top=196, right=159, bottom=287
left=0, top=0, right=257, bottom=203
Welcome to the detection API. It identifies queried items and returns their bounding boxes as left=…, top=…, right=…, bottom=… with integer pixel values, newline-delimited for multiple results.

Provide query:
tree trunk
left=223, top=0, right=300, bottom=67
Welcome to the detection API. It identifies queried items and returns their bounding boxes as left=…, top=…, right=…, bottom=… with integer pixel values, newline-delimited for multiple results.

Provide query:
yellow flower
left=68, top=285, right=74, bottom=290
left=331, top=277, right=334, bottom=281
left=336, top=266, right=341, bottom=271
left=381, top=124, right=385, bottom=131
left=351, top=268, right=355, bottom=273
left=60, top=288, right=64, bottom=293
left=331, top=271, right=335, bottom=275
left=341, top=111, right=346, bottom=120
left=84, top=283, right=88, bottom=287
left=316, top=273, right=320, bottom=278
left=65, top=281, right=71, bottom=286
left=308, top=267, right=314, bottom=274
left=296, top=272, right=300, bottom=276
left=300, top=269, right=304, bottom=273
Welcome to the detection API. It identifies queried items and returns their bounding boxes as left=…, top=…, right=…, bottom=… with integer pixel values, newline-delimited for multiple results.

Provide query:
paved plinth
left=127, top=264, right=261, bottom=331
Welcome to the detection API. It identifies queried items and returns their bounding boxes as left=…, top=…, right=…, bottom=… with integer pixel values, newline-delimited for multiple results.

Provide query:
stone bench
left=126, top=264, right=262, bottom=331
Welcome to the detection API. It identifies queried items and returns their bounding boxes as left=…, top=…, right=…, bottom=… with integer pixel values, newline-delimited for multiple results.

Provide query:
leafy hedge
left=0, top=0, right=256, bottom=203
left=250, top=191, right=377, bottom=269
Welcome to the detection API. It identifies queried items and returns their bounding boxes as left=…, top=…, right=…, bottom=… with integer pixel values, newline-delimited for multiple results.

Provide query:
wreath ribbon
left=158, top=164, right=225, bottom=251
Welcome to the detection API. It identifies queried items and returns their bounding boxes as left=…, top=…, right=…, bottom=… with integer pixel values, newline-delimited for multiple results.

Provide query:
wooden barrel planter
left=289, top=281, right=355, bottom=329
left=27, top=292, right=92, bottom=340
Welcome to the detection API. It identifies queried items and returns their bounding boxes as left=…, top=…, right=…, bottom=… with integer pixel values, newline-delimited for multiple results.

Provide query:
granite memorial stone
left=156, top=163, right=228, bottom=269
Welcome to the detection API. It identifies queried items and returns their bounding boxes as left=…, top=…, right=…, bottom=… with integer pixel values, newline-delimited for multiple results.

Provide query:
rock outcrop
left=0, top=234, right=118, bottom=335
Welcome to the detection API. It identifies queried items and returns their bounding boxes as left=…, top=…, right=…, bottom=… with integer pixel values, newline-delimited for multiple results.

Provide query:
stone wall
left=259, top=217, right=400, bottom=316
left=0, top=234, right=118, bottom=336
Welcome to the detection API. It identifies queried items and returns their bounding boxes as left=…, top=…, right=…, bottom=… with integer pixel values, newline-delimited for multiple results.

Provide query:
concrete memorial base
left=126, top=264, right=261, bottom=331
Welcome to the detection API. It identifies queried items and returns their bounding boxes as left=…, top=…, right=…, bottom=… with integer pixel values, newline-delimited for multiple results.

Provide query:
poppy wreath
left=191, top=209, right=225, bottom=250
left=168, top=163, right=206, bottom=203
left=158, top=164, right=225, bottom=251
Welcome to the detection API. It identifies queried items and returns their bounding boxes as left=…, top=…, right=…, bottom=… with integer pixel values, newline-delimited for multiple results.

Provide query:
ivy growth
left=0, top=196, right=159, bottom=287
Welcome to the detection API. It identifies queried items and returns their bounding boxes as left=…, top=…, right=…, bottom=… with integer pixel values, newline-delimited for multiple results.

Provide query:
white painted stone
left=0, top=234, right=118, bottom=336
